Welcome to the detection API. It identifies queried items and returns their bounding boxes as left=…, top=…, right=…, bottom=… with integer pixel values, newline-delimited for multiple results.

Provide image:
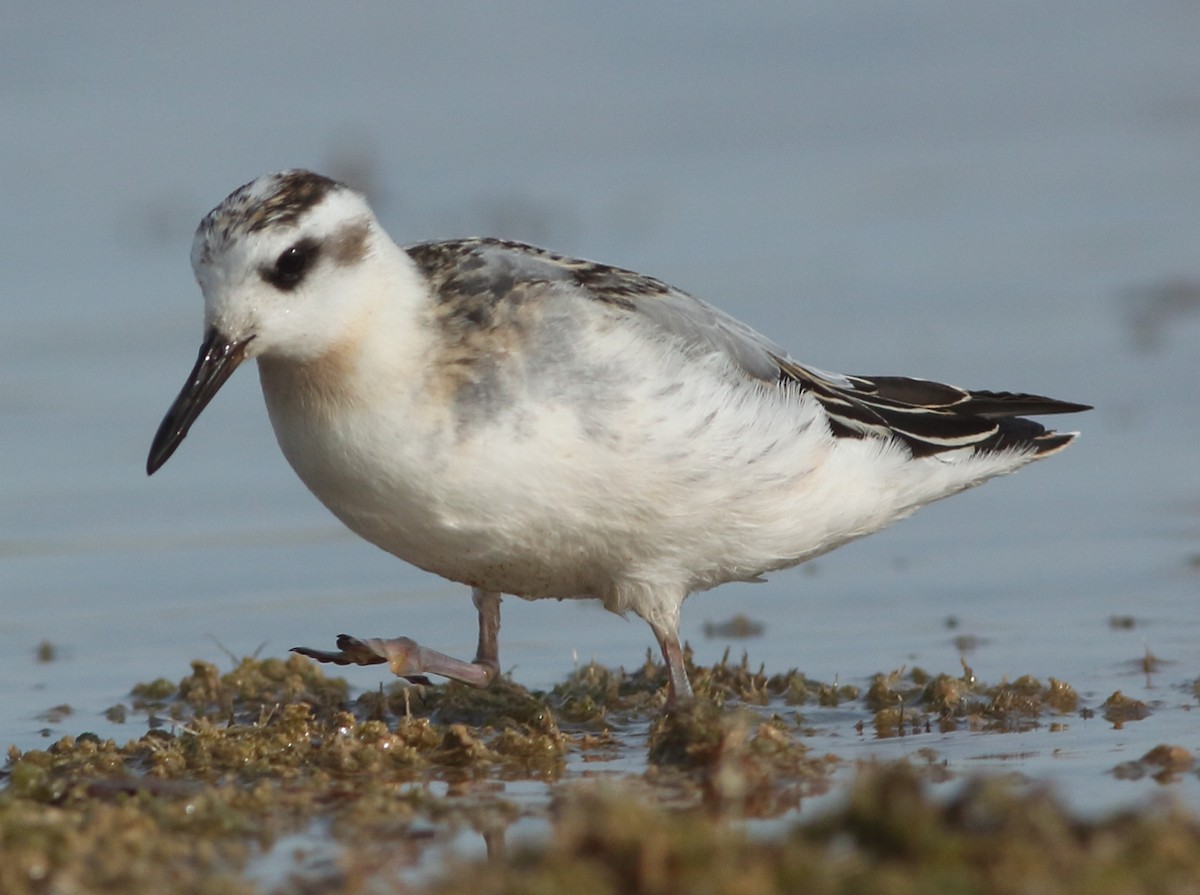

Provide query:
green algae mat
left=3, top=653, right=1198, bottom=894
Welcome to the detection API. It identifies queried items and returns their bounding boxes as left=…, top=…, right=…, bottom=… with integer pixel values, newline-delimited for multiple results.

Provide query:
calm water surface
left=2, top=3, right=1198, bottom=829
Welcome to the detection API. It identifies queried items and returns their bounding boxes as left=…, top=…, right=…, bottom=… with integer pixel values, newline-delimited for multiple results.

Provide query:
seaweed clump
left=2, top=654, right=572, bottom=894
left=864, top=664, right=1080, bottom=737
left=0, top=649, right=1178, bottom=895
left=423, top=764, right=1200, bottom=895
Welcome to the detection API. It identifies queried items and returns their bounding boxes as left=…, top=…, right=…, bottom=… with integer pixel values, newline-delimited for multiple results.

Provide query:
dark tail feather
left=814, top=373, right=1090, bottom=459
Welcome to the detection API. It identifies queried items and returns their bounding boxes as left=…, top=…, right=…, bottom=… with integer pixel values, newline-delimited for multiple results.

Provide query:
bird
left=147, top=169, right=1090, bottom=703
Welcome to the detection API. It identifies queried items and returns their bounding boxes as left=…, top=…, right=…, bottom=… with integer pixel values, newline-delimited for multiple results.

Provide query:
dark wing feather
left=845, top=375, right=1091, bottom=419
left=778, top=361, right=1091, bottom=458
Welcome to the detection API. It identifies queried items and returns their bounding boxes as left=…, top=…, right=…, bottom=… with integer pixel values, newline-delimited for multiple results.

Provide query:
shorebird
left=148, top=170, right=1089, bottom=702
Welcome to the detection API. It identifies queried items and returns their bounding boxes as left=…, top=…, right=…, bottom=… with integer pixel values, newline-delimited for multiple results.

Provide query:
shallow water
left=3, top=1, right=1199, bottom=849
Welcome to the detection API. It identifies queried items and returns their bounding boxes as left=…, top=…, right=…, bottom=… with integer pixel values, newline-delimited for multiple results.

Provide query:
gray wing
left=405, top=238, right=1090, bottom=457
left=623, top=286, right=805, bottom=383
left=615, top=276, right=1090, bottom=458
left=405, top=236, right=814, bottom=383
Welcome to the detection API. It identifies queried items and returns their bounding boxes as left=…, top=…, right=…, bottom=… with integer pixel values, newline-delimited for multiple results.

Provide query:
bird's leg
left=650, top=618, right=694, bottom=704
left=291, top=588, right=502, bottom=687
left=469, top=587, right=502, bottom=682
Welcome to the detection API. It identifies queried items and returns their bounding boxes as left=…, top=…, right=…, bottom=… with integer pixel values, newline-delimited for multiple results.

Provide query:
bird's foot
left=292, top=634, right=498, bottom=688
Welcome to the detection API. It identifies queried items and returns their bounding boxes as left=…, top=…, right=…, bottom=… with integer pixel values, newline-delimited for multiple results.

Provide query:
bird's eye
left=264, top=239, right=319, bottom=290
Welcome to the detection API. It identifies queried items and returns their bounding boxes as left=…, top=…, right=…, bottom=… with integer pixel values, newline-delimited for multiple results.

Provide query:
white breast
left=256, top=289, right=1033, bottom=617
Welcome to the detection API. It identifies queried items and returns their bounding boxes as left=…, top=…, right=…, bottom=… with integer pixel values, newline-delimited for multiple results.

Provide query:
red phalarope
left=148, top=170, right=1089, bottom=702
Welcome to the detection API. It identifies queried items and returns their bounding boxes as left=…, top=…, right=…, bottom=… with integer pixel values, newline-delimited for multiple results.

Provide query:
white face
left=148, top=170, right=385, bottom=474
left=191, top=170, right=381, bottom=363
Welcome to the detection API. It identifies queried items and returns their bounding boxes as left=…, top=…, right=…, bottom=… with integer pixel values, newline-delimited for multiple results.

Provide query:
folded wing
left=406, top=238, right=1091, bottom=459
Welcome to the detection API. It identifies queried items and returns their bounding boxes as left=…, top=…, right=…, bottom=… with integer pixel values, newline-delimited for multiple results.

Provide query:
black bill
left=146, top=328, right=251, bottom=475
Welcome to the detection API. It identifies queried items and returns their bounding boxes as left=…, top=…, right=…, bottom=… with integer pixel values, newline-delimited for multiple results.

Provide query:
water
left=3, top=0, right=1198, bottom=828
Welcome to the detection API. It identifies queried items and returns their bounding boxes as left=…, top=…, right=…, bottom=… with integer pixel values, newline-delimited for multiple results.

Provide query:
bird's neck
left=258, top=239, right=437, bottom=419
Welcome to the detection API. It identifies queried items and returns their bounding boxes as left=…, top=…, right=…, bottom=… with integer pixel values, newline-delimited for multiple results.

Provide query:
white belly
left=256, top=331, right=1029, bottom=615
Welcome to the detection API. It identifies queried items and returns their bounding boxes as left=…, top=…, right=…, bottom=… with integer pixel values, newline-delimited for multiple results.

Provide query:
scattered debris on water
left=0, top=652, right=1194, bottom=894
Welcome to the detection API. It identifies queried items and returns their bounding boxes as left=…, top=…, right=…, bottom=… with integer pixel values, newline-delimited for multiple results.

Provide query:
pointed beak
left=146, top=328, right=251, bottom=475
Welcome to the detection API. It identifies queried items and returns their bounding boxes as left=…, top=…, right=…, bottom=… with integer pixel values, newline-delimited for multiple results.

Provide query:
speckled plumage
left=193, top=171, right=341, bottom=264
left=149, top=170, right=1090, bottom=701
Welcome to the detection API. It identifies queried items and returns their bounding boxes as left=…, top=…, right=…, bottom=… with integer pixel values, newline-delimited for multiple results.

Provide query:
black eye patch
left=262, top=238, right=320, bottom=290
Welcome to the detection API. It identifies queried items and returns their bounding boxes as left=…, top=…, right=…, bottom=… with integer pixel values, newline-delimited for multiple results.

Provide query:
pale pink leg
left=650, top=618, right=694, bottom=703
left=293, top=588, right=502, bottom=687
